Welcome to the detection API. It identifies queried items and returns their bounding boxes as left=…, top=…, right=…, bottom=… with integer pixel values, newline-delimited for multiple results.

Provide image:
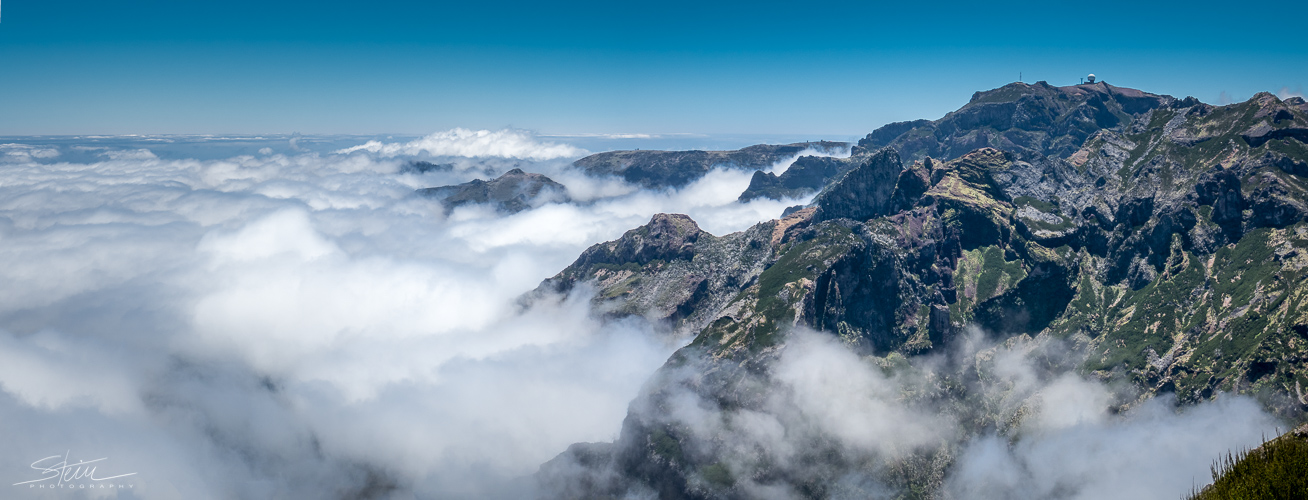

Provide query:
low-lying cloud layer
left=0, top=132, right=816, bottom=499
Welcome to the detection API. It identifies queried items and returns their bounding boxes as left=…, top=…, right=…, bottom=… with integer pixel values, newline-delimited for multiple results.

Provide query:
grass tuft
left=1188, top=427, right=1308, bottom=500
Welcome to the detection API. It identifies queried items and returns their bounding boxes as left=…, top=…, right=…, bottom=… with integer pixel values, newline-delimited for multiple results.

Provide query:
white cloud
left=947, top=394, right=1274, bottom=500
left=0, top=143, right=60, bottom=161
left=773, top=331, right=950, bottom=455
left=1278, top=86, right=1305, bottom=100
left=100, top=148, right=159, bottom=160
left=552, top=328, right=1282, bottom=498
left=0, top=138, right=798, bottom=498
left=337, top=128, right=589, bottom=160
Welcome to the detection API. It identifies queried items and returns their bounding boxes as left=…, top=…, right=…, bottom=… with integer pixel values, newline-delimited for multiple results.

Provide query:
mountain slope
left=535, top=86, right=1308, bottom=499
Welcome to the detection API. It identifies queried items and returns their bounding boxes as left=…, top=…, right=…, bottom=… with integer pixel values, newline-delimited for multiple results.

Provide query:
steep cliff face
left=535, top=87, right=1308, bottom=499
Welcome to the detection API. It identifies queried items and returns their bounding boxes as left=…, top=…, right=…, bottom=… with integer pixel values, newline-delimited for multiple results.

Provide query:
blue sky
left=0, top=0, right=1304, bottom=136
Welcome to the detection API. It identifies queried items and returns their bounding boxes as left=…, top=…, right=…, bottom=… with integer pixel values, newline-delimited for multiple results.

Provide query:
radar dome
left=1087, top=74, right=1097, bottom=83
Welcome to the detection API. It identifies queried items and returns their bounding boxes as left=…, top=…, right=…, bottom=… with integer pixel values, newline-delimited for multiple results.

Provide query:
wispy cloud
left=337, top=128, right=588, bottom=160
left=1278, top=86, right=1305, bottom=100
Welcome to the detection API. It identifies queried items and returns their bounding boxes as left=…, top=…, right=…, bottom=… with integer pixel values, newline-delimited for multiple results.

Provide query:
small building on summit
left=1087, top=73, right=1097, bottom=84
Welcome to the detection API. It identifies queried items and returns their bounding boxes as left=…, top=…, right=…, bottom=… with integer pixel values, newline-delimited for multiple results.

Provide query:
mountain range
left=421, top=80, right=1308, bottom=498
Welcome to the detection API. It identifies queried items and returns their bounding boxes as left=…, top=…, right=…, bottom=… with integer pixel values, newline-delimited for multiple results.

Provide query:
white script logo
left=12, top=451, right=137, bottom=489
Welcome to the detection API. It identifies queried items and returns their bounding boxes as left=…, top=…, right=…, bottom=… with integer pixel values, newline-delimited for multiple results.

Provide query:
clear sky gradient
left=1, top=0, right=1304, bottom=136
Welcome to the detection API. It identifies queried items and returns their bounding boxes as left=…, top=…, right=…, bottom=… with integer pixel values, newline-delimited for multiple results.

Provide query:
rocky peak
left=535, top=212, right=777, bottom=336
left=574, top=213, right=708, bottom=269
left=1208, top=92, right=1308, bottom=148
left=929, top=147, right=1014, bottom=199
left=1286, top=96, right=1308, bottom=112
left=812, top=147, right=905, bottom=222
left=415, top=168, right=570, bottom=214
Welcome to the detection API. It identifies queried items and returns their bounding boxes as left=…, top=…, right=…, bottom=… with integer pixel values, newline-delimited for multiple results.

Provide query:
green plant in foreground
left=1187, top=426, right=1308, bottom=500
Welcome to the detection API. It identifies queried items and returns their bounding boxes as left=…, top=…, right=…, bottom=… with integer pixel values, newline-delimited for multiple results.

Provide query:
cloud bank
left=337, top=128, right=589, bottom=160
left=541, top=329, right=1281, bottom=498
left=0, top=144, right=60, bottom=162
left=0, top=134, right=812, bottom=499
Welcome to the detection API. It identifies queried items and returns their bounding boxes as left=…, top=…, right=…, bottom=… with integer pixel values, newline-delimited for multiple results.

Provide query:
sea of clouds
left=0, top=130, right=819, bottom=499
left=0, top=129, right=1285, bottom=499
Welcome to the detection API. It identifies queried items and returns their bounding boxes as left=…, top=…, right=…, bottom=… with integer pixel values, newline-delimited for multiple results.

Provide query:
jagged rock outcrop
left=537, top=213, right=776, bottom=335
left=737, top=155, right=848, bottom=202
left=575, top=141, right=847, bottom=190
left=810, top=148, right=909, bottom=223
left=415, top=168, right=569, bottom=214
left=1239, top=92, right=1308, bottom=147
left=535, top=85, right=1308, bottom=499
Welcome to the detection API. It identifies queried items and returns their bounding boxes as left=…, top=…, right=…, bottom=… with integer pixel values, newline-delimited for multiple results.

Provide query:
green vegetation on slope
left=1189, top=426, right=1308, bottom=500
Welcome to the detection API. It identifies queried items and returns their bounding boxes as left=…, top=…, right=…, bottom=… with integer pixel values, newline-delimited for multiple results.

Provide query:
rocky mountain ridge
left=574, top=141, right=848, bottom=190
left=534, top=83, right=1308, bottom=498
left=738, top=80, right=1176, bottom=203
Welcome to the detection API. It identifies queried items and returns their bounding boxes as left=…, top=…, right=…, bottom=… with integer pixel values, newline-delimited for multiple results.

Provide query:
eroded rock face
left=537, top=213, right=775, bottom=335
left=415, top=168, right=570, bottom=214
left=534, top=87, right=1308, bottom=499
left=810, top=148, right=904, bottom=223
